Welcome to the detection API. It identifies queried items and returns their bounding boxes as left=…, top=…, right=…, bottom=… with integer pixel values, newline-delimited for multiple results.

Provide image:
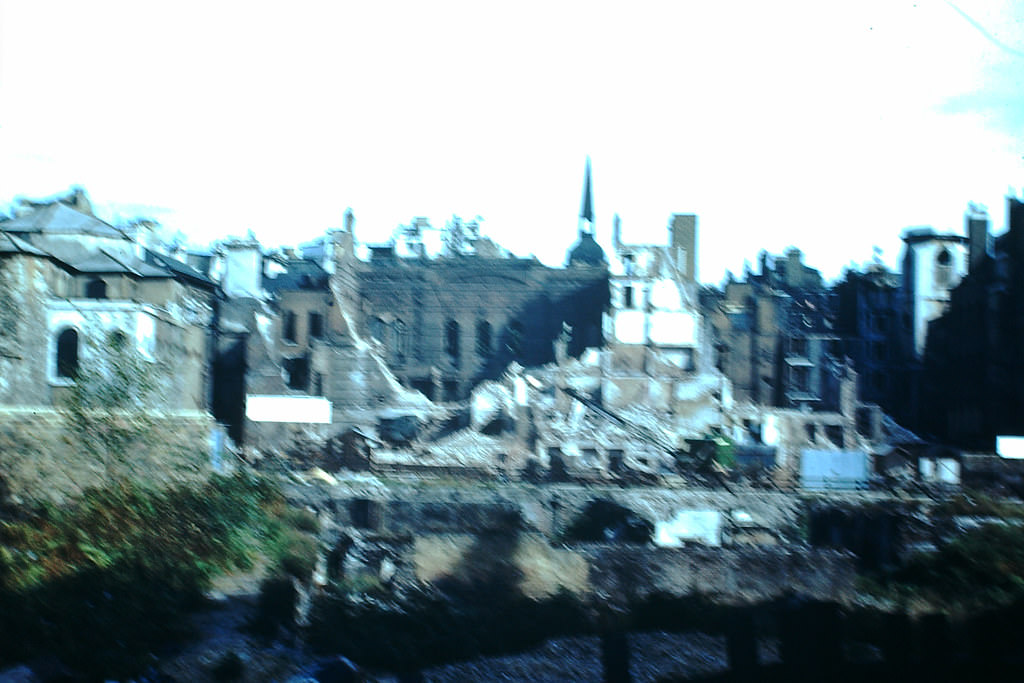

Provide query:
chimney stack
left=965, top=202, right=989, bottom=273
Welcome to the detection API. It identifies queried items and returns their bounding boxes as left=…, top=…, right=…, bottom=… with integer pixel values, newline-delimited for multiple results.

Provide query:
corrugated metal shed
left=800, top=449, right=869, bottom=490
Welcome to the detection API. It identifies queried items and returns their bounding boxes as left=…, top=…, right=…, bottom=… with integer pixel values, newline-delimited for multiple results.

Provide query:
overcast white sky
left=1, top=1, right=1022, bottom=284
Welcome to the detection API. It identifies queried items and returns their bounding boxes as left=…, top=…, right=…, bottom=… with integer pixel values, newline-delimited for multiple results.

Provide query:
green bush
left=277, top=529, right=319, bottom=579
left=282, top=507, right=320, bottom=533
left=864, top=523, right=1024, bottom=609
left=0, top=473, right=282, bottom=678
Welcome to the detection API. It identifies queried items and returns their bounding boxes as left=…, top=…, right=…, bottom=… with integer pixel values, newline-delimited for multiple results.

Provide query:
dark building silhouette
left=833, top=264, right=908, bottom=421
left=921, top=196, right=1024, bottom=449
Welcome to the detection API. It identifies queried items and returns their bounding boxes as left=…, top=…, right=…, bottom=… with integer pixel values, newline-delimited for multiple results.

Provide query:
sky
left=1, top=1, right=1022, bottom=285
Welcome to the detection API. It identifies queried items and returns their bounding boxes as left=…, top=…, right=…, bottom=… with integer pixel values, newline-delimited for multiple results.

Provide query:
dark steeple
left=580, top=156, right=594, bottom=226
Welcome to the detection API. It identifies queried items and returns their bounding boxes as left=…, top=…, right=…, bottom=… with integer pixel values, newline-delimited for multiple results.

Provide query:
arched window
left=506, top=320, right=524, bottom=358
left=444, top=319, right=460, bottom=364
left=368, top=317, right=386, bottom=345
left=935, top=248, right=953, bottom=287
left=476, top=320, right=492, bottom=357
left=392, top=319, right=407, bottom=362
left=56, top=328, right=79, bottom=379
left=85, top=278, right=107, bottom=299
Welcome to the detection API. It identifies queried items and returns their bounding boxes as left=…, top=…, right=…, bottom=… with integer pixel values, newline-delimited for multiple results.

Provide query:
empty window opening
left=608, top=449, right=624, bottom=474
left=935, top=248, right=954, bottom=287
left=284, top=355, right=310, bottom=390
left=793, top=366, right=811, bottom=391
left=622, top=254, right=635, bottom=276
left=283, top=311, right=297, bottom=344
left=392, top=319, right=408, bottom=362
left=308, top=312, right=324, bottom=339
left=56, top=328, right=79, bottom=379
left=444, top=319, right=460, bottom=364
left=506, top=320, right=524, bottom=358
left=85, top=278, right=107, bottom=299
left=825, top=424, right=845, bottom=449
left=411, top=378, right=435, bottom=401
left=442, top=379, right=459, bottom=401
left=623, top=285, right=634, bottom=309
left=476, top=320, right=492, bottom=357
left=368, top=316, right=386, bottom=344
left=855, top=407, right=874, bottom=437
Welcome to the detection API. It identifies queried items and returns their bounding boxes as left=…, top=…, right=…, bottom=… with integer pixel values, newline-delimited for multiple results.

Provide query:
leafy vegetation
left=862, top=522, right=1024, bottom=610
left=933, top=490, right=1024, bottom=518
left=0, top=473, right=283, bottom=678
left=60, top=329, right=162, bottom=479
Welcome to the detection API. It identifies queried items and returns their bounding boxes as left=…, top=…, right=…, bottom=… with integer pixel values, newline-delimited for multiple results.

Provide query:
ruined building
left=703, top=247, right=844, bottom=411
left=208, top=174, right=609, bottom=446
left=0, top=189, right=217, bottom=411
left=603, top=213, right=713, bottom=413
left=833, top=263, right=907, bottom=422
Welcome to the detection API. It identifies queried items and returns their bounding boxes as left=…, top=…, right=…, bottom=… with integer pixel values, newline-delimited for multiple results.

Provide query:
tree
left=61, top=328, right=162, bottom=480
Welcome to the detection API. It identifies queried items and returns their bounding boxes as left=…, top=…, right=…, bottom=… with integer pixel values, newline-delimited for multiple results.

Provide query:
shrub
left=0, top=473, right=283, bottom=678
left=278, top=529, right=319, bottom=579
left=282, top=507, right=320, bottom=533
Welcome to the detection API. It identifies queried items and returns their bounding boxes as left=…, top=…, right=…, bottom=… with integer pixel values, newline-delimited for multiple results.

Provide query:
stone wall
left=408, top=532, right=855, bottom=603
left=0, top=407, right=216, bottom=505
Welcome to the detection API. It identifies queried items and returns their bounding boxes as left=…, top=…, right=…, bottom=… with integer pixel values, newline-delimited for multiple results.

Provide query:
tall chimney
left=965, top=202, right=989, bottom=273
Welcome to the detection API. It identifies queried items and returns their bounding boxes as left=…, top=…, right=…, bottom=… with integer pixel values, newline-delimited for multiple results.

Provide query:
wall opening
left=85, top=278, right=107, bottom=299
left=283, top=311, right=297, bottom=344
left=476, top=320, right=492, bottom=357
left=506, top=320, right=523, bottom=358
left=56, top=328, right=79, bottom=379
left=369, top=316, right=386, bottom=345
left=444, top=319, right=460, bottom=365
left=393, top=319, right=407, bottom=363
left=935, top=248, right=953, bottom=287
left=308, top=312, right=324, bottom=339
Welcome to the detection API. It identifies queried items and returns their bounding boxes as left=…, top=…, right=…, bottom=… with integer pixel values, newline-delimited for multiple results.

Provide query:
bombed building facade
left=208, top=206, right=610, bottom=446
left=0, top=178, right=958, bottom=493
left=0, top=189, right=217, bottom=412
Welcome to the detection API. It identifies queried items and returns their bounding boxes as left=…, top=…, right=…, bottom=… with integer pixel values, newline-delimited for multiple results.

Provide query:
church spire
left=579, top=156, right=594, bottom=232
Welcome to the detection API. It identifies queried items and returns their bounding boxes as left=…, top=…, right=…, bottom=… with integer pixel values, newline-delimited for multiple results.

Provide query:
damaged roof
left=0, top=231, right=48, bottom=256
left=263, top=259, right=329, bottom=293
left=2, top=199, right=216, bottom=289
left=1, top=202, right=127, bottom=239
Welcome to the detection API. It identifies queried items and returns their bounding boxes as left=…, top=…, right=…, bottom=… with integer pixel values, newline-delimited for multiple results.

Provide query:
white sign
left=997, top=436, right=1024, bottom=459
left=246, top=395, right=332, bottom=423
